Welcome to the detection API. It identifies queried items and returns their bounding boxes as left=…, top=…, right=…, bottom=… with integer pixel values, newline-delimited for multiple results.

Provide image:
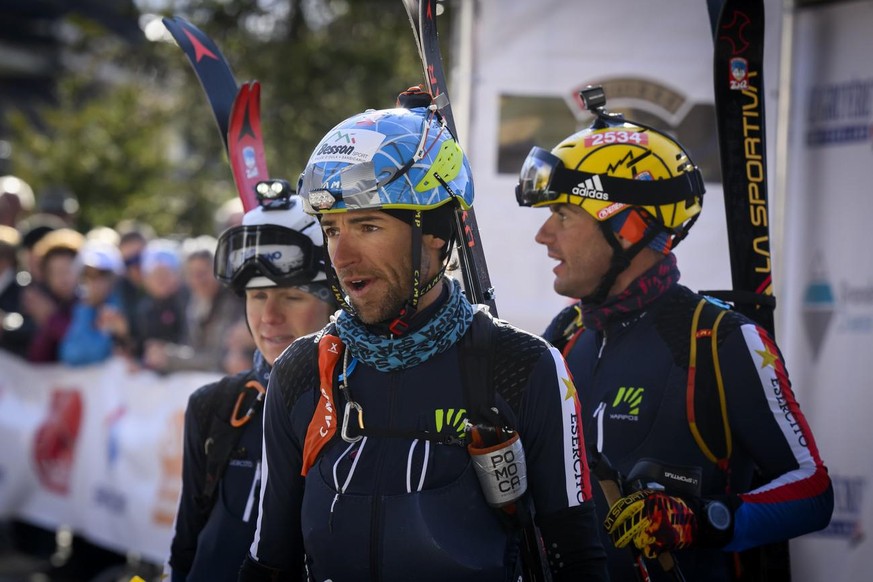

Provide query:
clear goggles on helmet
left=214, top=224, right=321, bottom=290
left=515, top=146, right=704, bottom=208
left=300, top=108, right=443, bottom=213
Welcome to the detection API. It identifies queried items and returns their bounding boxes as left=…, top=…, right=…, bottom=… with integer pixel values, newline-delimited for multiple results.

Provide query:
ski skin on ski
left=162, top=16, right=265, bottom=212
left=709, top=1, right=790, bottom=580
left=401, top=0, right=498, bottom=316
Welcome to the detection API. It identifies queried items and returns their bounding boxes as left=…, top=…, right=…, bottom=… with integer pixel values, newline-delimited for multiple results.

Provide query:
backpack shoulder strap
left=543, top=302, right=584, bottom=356
left=460, top=308, right=501, bottom=427
left=686, top=297, right=732, bottom=470
left=196, top=369, right=257, bottom=509
left=301, top=328, right=344, bottom=476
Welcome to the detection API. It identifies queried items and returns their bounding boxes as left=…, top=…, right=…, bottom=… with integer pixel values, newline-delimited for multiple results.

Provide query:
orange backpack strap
left=301, top=334, right=344, bottom=476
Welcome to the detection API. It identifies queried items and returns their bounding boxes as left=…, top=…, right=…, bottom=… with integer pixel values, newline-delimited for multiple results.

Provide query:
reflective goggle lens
left=515, top=147, right=562, bottom=207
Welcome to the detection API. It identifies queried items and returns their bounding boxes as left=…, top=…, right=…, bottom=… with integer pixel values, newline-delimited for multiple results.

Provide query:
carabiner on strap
left=230, top=380, right=267, bottom=428
left=341, top=400, right=364, bottom=443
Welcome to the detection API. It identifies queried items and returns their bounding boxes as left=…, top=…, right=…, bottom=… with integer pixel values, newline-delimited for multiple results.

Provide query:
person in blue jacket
left=238, top=91, right=608, bottom=582
left=167, top=185, right=335, bottom=582
left=515, top=89, right=833, bottom=581
left=59, top=239, right=127, bottom=366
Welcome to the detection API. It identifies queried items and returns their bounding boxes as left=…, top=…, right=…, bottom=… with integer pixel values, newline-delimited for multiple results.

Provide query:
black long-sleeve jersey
left=548, top=284, right=833, bottom=581
left=242, top=313, right=608, bottom=581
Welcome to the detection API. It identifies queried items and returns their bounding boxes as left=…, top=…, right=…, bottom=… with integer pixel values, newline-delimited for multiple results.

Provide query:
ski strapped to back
left=706, top=0, right=776, bottom=333
left=401, top=0, right=498, bottom=316
left=162, top=16, right=265, bottom=211
left=707, top=1, right=790, bottom=580
left=227, top=81, right=270, bottom=210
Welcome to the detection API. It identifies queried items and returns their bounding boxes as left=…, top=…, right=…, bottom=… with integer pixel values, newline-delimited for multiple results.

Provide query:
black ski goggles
left=515, top=146, right=705, bottom=208
left=214, top=224, right=321, bottom=291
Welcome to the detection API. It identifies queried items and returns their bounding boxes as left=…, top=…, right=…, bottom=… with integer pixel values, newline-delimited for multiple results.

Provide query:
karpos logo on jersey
left=609, top=386, right=644, bottom=421
left=434, top=408, right=467, bottom=439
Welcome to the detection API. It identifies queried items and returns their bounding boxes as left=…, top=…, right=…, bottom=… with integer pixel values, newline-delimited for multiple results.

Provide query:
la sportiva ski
left=401, top=0, right=498, bottom=316
left=708, top=0, right=775, bottom=333
left=708, top=1, right=790, bottom=580
left=162, top=16, right=264, bottom=211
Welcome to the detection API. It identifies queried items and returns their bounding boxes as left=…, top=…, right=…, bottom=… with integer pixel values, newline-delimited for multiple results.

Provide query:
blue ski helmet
left=298, top=106, right=474, bottom=215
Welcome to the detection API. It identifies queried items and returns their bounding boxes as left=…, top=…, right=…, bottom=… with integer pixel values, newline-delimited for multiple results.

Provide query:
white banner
left=0, top=351, right=220, bottom=563
left=782, top=2, right=873, bottom=580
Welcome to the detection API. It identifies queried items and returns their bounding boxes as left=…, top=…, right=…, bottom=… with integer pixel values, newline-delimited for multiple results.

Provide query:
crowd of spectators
left=0, top=176, right=253, bottom=376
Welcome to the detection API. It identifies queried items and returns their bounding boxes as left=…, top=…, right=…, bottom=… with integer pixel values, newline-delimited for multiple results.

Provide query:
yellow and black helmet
left=516, top=87, right=704, bottom=251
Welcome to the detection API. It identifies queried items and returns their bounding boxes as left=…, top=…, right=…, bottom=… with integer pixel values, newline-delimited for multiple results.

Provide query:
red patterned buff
left=581, top=253, right=680, bottom=331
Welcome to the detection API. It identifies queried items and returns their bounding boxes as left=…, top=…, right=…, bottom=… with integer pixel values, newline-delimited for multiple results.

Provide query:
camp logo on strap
left=301, top=335, right=344, bottom=476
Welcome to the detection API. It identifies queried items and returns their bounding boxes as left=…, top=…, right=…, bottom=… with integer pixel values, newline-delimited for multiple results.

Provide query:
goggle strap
left=548, top=167, right=702, bottom=206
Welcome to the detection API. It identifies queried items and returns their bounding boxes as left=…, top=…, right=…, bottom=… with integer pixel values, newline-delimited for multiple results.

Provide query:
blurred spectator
left=26, top=229, right=86, bottom=363
left=59, top=239, right=128, bottom=366
left=85, top=225, right=121, bottom=247
left=115, top=220, right=155, bottom=345
left=213, top=196, right=244, bottom=235
left=142, top=236, right=244, bottom=373
left=0, top=175, right=35, bottom=227
left=37, top=185, right=79, bottom=226
left=17, top=214, right=67, bottom=285
left=132, top=239, right=188, bottom=360
left=0, top=225, right=35, bottom=357
left=222, top=318, right=257, bottom=375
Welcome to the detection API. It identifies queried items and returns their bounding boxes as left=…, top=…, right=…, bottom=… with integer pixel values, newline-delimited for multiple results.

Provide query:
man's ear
left=423, top=233, right=447, bottom=251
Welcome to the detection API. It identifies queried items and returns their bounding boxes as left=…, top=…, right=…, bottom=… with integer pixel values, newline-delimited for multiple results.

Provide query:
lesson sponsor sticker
left=311, top=129, right=385, bottom=164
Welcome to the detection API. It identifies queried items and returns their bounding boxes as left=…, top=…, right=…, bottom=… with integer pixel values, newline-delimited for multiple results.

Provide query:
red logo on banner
left=33, top=389, right=83, bottom=495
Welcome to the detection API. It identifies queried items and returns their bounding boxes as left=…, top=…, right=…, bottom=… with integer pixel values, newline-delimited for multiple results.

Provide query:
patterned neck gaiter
left=335, top=278, right=476, bottom=372
left=581, top=253, right=680, bottom=332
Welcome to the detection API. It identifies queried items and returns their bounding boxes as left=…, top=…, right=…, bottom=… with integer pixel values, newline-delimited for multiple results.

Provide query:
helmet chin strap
left=581, top=221, right=664, bottom=306
left=385, top=209, right=450, bottom=336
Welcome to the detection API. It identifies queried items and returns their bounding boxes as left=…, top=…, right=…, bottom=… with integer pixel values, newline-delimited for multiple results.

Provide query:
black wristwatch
left=705, top=499, right=732, bottom=531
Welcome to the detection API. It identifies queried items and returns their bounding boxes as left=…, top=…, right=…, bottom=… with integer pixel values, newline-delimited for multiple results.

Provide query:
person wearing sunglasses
left=515, top=87, right=833, bottom=581
left=167, top=184, right=336, bottom=582
left=238, top=90, right=607, bottom=582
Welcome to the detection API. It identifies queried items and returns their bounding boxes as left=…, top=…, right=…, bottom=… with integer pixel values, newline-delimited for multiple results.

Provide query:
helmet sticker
left=597, top=202, right=629, bottom=220
left=584, top=130, right=649, bottom=148
left=311, top=129, right=386, bottom=165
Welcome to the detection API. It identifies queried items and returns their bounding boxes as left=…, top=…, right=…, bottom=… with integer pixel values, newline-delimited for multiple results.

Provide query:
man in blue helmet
left=238, top=91, right=608, bottom=581
left=168, top=185, right=336, bottom=582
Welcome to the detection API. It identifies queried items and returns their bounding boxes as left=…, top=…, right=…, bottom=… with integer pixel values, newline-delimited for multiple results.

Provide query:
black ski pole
left=590, top=450, right=687, bottom=582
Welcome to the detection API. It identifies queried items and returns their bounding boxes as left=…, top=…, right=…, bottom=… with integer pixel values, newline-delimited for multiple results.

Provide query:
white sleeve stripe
left=741, top=324, right=818, bottom=476
left=548, top=346, right=588, bottom=506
